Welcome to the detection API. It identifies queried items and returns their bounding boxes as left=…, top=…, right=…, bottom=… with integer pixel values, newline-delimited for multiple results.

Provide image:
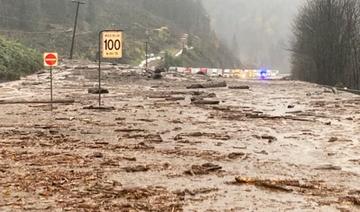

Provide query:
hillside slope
left=0, top=0, right=239, bottom=68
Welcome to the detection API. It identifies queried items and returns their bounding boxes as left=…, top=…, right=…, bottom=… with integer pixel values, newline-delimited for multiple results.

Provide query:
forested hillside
left=0, top=0, right=239, bottom=68
left=202, top=0, right=303, bottom=72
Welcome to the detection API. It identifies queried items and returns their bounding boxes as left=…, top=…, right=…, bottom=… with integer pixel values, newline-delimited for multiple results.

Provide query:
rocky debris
left=83, top=105, right=115, bottom=111
left=115, top=117, right=126, bottom=121
left=255, top=150, right=269, bottom=155
left=0, top=99, right=75, bottom=105
left=174, top=132, right=230, bottom=141
left=190, top=93, right=217, bottom=102
left=152, top=72, right=162, bottom=80
left=165, top=96, right=186, bottom=101
left=21, top=81, right=43, bottom=86
left=192, top=100, right=220, bottom=105
left=145, top=134, right=163, bottom=143
left=287, top=105, right=295, bottom=109
left=315, top=164, right=342, bottom=171
left=147, top=94, right=171, bottom=99
left=245, top=113, right=314, bottom=122
left=123, top=156, right=137, bottom=161
left=328, top=137, right=338, bottom=143
left=235, top=177, right=294, bottom=192
left=187, top=81, right=227, bottom=89
left=331, top=87, right=338, bottom=94
left=339, top=196, right=360, bottom=205
left=184, top=163, right=222, bottom=176
left=174, top=187, right=219, bottom=197
left=137, top=118, right=156, bottom=122
left=253, top=135, right=277, bottom=143
left=123, top=133, right=163, bottom=143
left=228, top=85, right=250, bottom=90
left=148, top=68, right=165, bottom=80
left=281, top=75, right=292, bottom=80
left=88, top=87, right=109, bottom=94
left=114, top=128, right=146, bottom=133
left=124, top=165, right=150, bottom=172
left=261, top=135, right=277, bottom=143
left=89, top=152, right=104, bottom=158
left=228, top=152, right=247, bottom=160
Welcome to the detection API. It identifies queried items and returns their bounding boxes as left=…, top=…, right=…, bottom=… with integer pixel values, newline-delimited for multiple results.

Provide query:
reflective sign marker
left=44, top=53, right=58, bottom=67
left=101, top=31, right=123, bottom=59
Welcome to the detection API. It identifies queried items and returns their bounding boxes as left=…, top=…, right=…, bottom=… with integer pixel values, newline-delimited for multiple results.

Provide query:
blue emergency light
left=260, top=68, right=268, bottom=79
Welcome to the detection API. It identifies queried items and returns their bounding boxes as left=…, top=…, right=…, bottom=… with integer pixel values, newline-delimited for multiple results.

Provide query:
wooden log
left=192, top=100, right=220, bottom=105
left=187, top=81, right=227, bottom=89
left=228, top=86, right=250, bottom=90
left=88, top=88, right=109, bottom=94
left=0, top=99, right=75, bottom=105
left=83, top=105, right=115, bottom=110
left=165, top=96, right=185, bottom=101
left=323, top=85, right=360, bottom=95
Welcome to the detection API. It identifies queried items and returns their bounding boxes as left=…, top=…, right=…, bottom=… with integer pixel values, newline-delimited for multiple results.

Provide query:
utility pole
left=69, top=0, right=85, bottom=59
left=145, top=41, right=148, bottom=70
left=145, top=30, right=149, bottom=70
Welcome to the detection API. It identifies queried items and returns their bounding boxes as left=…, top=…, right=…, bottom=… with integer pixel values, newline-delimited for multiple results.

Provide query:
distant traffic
left=169, top=67, right=279, bottom=79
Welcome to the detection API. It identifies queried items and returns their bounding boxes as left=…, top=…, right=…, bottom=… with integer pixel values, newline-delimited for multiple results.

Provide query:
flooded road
left=0, top=61, right=359, bottom=211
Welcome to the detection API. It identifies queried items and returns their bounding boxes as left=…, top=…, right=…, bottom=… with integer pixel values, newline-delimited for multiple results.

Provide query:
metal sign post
left=43, top=53, right=58, bottom=111
left=145, top=41, right=148, bottom=70
left=98, top=30, right=123, bottom=106
left=50, top=66, right=53, bottom=110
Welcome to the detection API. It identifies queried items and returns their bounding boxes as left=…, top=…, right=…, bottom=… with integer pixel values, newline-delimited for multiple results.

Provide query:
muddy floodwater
left=0, top=61, right=359, bottom=211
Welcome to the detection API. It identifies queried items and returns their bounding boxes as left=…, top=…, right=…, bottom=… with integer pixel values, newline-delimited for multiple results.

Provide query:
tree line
left=291, top=0, right=360, bottom=89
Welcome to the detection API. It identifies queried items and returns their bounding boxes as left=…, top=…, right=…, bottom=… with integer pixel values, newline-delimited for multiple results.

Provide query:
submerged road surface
left=0, top=61, right=359, bottom=211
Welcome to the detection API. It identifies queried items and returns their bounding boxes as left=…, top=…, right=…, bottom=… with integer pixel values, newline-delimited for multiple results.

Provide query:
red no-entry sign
left=44, top=53, right=58, bottom=67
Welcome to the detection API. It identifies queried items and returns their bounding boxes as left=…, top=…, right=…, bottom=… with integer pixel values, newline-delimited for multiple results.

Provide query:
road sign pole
left=43, top=52, right=58, bottom=111
left=98, top=31, right=102, bottom=107
left=50, top=66, right=53, bottom=111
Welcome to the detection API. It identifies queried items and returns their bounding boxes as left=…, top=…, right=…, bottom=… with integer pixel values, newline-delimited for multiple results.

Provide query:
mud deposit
left=0, top=61, right=359, bottom=211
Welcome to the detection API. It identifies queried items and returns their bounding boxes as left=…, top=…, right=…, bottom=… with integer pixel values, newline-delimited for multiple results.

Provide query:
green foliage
left=0, top=36, right=42, bottom=81
left=164, top=52, right=183, bottom=69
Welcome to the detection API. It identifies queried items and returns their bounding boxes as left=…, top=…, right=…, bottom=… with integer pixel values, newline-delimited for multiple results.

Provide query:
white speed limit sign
left=101, top=30, right=123, bottom=59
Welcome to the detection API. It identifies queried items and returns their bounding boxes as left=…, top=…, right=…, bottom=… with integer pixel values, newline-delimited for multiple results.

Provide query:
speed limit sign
left=101, top=30, right=123, bottom=58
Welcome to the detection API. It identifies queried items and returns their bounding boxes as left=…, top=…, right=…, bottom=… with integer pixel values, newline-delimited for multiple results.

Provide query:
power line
left=0, top=29, right=69, bottom=34
left=0, top=15, right=67, bottom=27
left=0, top=29, right=93, bottom=35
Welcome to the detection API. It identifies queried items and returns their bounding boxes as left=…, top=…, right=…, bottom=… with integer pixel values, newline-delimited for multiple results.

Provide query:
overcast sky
left=202, top=0, right=305, bottom=72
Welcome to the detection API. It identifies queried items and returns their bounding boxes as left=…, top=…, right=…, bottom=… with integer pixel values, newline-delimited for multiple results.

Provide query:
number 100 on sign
left=102, top=31, right=123, bottom=59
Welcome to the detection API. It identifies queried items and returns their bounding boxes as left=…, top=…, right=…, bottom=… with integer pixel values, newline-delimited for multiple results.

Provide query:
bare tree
left=291, top=0, right=360, bottom=89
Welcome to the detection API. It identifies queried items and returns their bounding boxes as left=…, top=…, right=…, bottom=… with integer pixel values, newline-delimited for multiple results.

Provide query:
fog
left=202, top=0, right=304, bottom=72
